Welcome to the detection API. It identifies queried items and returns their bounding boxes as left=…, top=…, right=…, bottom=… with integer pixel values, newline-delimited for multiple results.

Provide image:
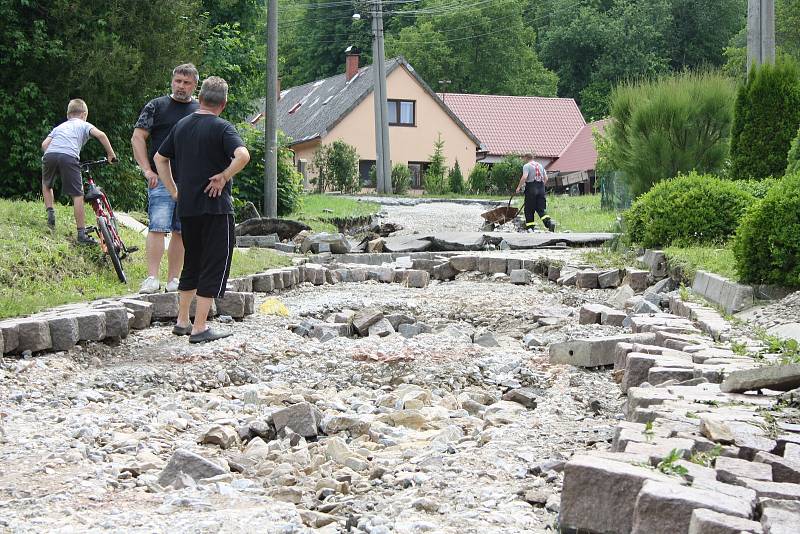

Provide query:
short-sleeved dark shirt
left=134, top=95, right=199, bottom=176
left=157, top=113, right=245, bottom=218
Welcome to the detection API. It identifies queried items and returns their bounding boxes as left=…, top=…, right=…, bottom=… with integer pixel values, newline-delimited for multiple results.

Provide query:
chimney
left=345, top=46, right=360, bottom=82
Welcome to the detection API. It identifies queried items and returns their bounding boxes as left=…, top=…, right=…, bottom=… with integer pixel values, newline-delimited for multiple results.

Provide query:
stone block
left=411, top=258, right=437, bottom=273
left=649, top=277, right=678, bottom=295
left=94, top=306, right=129, bottom=339
left=576, top=270, right=600, bottom=289
left=648, top=366, right=696, bottom=386
left=236, top=234, right=278, bottom=248
left=214, top=292, right=254, bottom=319
left=226, top=276, right=254, bottom=293
left=579, top=303, right=615, bottom=325
left=138, top=293, right=180, bottom=320
left=643, top=249, right=668, bottom=278
left=353, top=308, right=384, bottom=336
left=560, top=456, right=675, bottom=534
left=46, top=316, right=80, bottom=352
left=754, top=452, right=800, bottom=484
left=281, top=269, right=294, bottom=288
left=398, top=322, right=431, bottom=338
left=557, top=271, right=577, bottom=286
left=157, top=448, right=227, bottom=487
left=622, top=438, right=696, bottom=464
left=550, top=334, right=646, bottom=368
left=477, top=257, right=507, bottom=274
left=760, top=499, right=800, bottom=534
left=432, top=262, right=457, bottom=281
left=118, top=298, right=154, bottom=330
left=693, top=270, right=755, bottom=314
left=449, top=255, right=477, bottom=272
left=598, top=268, right=623, bottom=288
left=624, top=269, right=651, bottom=292
left=251, top=272, right=275, bottom=292
left=368, top=318, right=395, bottom=338
left=510, top=269, right=531, bottom=285
left=547, top=264, right=561, bottom=282
left=631, top=480, right=753, bottom=534
left=406, top=270, right=430, bottom=288
left=0, top=321, right=19, bottom=353
left=688, top=508, right=763, bottom=534
left=721, top=364, right=800, bottom=393
left=716, top=456, right=773, bottom=484
left=602, top=308, right=628, bottom=327
left=312, top=323, right=352, bottom=340
left=13, top=319, right=52, bottom=353
left=505, top=258, right=522, bottom=274
left=625, top=387, right=677, bottom=419
left=385, top=314, right=415, bottom=331
left=70, top=310, right=107, bottom=341
left=349, top=268, right=367, bottom=283
left=273, top=402, right=323, bottom=438
left=735, top=478, right=800, bottom=501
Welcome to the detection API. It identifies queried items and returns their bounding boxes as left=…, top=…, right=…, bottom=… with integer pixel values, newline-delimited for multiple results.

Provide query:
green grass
left=0, top=199, right=290, bottom=319
left=664, top=244, right=738, bottom=281
left=290, top=194, right=381, bottom=232
left=546, top=194, right=620, bottom=233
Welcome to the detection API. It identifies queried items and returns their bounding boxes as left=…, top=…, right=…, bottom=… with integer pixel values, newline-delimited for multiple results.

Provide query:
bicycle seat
left=84, top=185, right=104, bottom=202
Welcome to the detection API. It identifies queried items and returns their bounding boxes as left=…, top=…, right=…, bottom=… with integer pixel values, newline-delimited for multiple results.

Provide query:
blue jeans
left=147, top=182, right=181, bottom=233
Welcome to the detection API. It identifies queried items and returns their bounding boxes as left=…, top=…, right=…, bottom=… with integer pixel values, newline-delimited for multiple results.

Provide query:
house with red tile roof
left=547, top=119, right=610, bottom=193
left=438, top=93, right=587, bottom=167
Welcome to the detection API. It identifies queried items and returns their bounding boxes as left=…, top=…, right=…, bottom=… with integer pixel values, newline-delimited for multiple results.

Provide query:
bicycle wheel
left=97, top=217, right=127, bottom=284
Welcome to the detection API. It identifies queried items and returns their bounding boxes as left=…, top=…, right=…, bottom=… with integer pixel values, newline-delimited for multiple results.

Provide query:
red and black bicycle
left=81, top=158, right=136, bottom=283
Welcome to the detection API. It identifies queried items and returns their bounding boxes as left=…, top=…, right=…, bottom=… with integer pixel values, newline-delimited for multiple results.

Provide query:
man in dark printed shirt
left=131, top=64, right=199, bottom=294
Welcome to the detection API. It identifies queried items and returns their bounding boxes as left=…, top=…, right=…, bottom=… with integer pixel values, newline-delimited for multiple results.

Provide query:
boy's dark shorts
left=42, top=152, right=83, bottom=197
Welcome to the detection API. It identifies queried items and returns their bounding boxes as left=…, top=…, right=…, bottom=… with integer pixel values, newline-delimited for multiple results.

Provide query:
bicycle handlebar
left=80, top=157, right=117, bottom=170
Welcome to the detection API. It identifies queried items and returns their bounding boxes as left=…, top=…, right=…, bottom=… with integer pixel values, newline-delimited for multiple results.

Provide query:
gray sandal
left=172, top=324, right=192, bottom=336
left=189, top=328, right=232, bottom=344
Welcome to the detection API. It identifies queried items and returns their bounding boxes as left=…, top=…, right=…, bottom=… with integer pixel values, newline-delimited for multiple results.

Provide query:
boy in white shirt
left=41, top=98, right=117, bottom=244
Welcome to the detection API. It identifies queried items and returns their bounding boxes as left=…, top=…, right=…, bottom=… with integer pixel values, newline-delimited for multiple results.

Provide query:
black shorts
left=42, top=152, right=83, bottom=197
left=178, top=214, right=235, bottom=298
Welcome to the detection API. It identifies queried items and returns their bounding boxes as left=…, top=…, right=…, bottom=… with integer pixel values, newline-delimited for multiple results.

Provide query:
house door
left=408, top=162, right=427, bottom=189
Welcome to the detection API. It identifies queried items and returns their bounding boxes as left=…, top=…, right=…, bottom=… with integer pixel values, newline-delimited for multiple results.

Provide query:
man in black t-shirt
left=132, top=64, right=200, bottom=295
left=154, top=76, right=250, bottom=343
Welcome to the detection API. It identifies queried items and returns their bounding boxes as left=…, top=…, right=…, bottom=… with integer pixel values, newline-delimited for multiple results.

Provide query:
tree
left=601, top=71, right=737, bottom=197
left=0, top=0, right=205, bottom=207
left=448, top=160, right=464, bottom=194
left=387, top=1, right=557, bottom=96
left=730, top=59, right=800, bottom=180
left=312, top=140, right=360, bottom=193
left=424, top=134, right=448, bottom=194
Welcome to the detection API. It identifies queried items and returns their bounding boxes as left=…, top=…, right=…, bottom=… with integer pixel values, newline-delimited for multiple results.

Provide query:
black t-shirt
left=157, top=113, right=245, bottom=217
left=134, top=95, right=199, bottom=175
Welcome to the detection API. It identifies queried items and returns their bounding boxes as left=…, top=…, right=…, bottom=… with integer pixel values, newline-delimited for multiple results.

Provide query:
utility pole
left=265, top=0, right=278, bottom=217
left=747, top=0, right=775, bottom=75
left=371, top=0, right=392, bottom=194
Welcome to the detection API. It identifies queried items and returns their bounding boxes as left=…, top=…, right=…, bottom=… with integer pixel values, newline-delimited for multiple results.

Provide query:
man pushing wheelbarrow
left=515, top=152, right=556, bottom=232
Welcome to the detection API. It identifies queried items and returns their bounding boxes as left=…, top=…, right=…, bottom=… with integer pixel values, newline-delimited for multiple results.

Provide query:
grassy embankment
left=289, top=194, right=381, bottom=233
left=0, top=199, right=290, bottom=319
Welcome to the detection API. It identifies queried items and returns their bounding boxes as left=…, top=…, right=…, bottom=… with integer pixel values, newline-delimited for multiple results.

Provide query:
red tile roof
left=547, top=119, right=610, bottom=173
left=439, top=93, right=586, bottom=158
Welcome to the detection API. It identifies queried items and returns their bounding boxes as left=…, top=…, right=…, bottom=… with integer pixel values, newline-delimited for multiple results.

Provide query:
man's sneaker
left=139, top=276, right=161, bottom=294
left=165, top=278, right=180, bottom=292
left=46, top=210, right=55, bottom=229
left=77, top=233, right=98, bottom=245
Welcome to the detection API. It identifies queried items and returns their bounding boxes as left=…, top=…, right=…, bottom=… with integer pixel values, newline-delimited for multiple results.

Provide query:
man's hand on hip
left=205, top=172, right=227, bottom=198
left=144, top=169, right=159, bottom=189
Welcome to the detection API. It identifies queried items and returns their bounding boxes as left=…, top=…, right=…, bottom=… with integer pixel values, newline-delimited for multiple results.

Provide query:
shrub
left=391, top=163, right=411, bottom=195
left=467, top=163, right=490, bottom=193
left=312, top=139, right=360, bottom=193
left=424, top=134, right=449, bottom=194
left=368, top=164, right=377, bottom=189
left=733, top=177, right=780, bottom=199
left=730, top=59, right=800, bottom=180
left=448, top=160, right=465, bottom=194
left=788, top=126, right=800, bottom=175
left=734, top=172, right=800, bottom=287
left=235, top=124, right=304, bottom=217
left=490, top=155, right=524, bottom=195
left=624, top=172, right=754, bottom=248
left=601, top=71, right=737, bottom=197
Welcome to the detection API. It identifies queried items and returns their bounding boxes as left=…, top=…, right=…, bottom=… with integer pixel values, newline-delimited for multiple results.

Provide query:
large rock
left=576, top=270, right=600, bottom=289
left=383, top=235, right=432, bottom=253
left=598, top=269, right=623, bottom=289
left=449, top=255, right=478, bottom=272
left=721, top=364, right=800, bottom=393
left=406, top=270, right=430, bottom=288
left=368, top=318, right=395, bottom=337
left=157, top=448, right=227, bottom=487
left=272, top=402, right=323, bottom=438
left=550, top=335, right=650, bottom=367
left=301, top=232, right=351, bottom=255
left=427, top=232, right=487, bottom=251
left=235, top=217, right=311, bottom=241
left=0, top=321, right=18, bottom=353
left=760, top=499, right=800, bottom=534
left=688, top=508, right=764, bottom=534
left=13, top=319, right=52, bottom=353
left=623, top=269, right=650, bottom=292
left=560, top=456, right=675, bottom=534
left=46, top=316, right=80, bottom=352
left=579, top=303, right=615, bottom=325
left=352, top=308, right=384, bottom=336
left=643, top=249, right=668, bottom=278
left=607, top=284, right=636, bottom=309
left=631, top=480, right=753, bottom=534
left=215, top=292, right=255, bottom=318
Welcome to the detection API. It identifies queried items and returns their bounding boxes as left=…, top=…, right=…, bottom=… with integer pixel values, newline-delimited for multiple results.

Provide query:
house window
left=387, top=100, right=415, bottom=126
